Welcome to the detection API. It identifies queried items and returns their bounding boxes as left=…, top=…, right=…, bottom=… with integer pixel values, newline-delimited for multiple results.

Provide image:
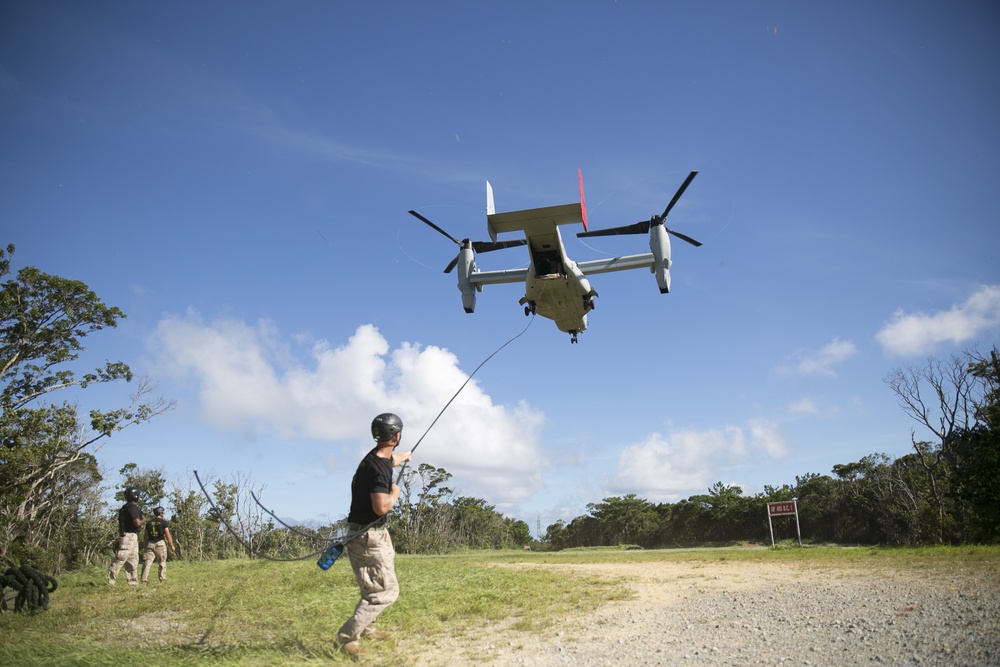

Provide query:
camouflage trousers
left=108, top=533, right=139, bottom=586
left=337, top=527, right=399, bottom=643
left=141, top=540, right=168, bottom=582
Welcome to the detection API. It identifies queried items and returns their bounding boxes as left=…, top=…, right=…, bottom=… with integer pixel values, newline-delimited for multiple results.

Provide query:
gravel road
left=405, top=559, right=1000, bottom=666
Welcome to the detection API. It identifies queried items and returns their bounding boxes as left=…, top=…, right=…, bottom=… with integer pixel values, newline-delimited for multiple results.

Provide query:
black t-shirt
left=347, top=447, right=393, bottom=526
left=118, top=503, right=143, bottom=535
left=145, top=516, right=169, bottom=542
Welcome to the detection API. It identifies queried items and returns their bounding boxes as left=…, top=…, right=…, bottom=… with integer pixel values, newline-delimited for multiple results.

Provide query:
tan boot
left=339, top=641, right=362, bottom=660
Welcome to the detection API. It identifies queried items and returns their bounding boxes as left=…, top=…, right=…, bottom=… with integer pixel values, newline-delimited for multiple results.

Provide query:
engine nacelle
left=456, top=246, right=477, bottom=313
left=649, top=224, right=673, bottom=293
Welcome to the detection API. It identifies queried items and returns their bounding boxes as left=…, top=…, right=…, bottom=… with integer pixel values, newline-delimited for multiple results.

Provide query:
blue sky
left=3, top=1, right=998, bottom=535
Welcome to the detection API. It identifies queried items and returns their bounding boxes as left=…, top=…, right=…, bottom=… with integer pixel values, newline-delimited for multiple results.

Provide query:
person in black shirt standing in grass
left=109, top=487, right=144, bottom=587
left=335, top=413, right=411, bottom=659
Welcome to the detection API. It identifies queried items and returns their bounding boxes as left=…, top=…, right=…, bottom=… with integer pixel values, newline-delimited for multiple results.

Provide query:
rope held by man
left=195, top=313, right=536, bottom=565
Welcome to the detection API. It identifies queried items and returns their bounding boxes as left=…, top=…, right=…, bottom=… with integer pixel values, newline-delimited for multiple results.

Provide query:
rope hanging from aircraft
left=391, top=308, right=537, bottom=484
left=193, top=311, right=538, bottom=564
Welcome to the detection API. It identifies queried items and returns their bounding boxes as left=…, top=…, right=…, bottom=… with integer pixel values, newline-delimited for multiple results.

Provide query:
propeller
left=408, top=210, right=527, bottom=273
left=577, top=170, right=702, bottom=247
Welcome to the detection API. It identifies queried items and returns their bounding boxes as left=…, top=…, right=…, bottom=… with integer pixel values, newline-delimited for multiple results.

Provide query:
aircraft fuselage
left=521, top=225, right=594, bottom=336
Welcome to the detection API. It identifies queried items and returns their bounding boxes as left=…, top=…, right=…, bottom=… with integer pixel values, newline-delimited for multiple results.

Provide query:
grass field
left=2, top=545, right=997, bottom=666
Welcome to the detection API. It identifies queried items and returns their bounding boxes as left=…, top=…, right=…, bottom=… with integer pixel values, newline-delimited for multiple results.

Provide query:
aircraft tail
left=578, top=169, right=588, bottom=233
left=486, top=180, right=497, bottom=241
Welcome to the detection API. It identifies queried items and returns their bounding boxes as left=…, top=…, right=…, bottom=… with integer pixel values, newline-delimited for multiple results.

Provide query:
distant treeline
left=545, top=347, right=999, bottom=549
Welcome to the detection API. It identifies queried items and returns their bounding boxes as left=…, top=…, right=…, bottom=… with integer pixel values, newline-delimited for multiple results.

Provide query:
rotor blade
left=666, top=227, right=703, bottom=247
left=577, top=221, right=651, bottom=238
left=408, top=210, right=462, bottom=246
left=471, top=239, right=528, bottom=253
left=659, top=170, right=699, bottom=221
left=443, top=255, right=460, bottom=273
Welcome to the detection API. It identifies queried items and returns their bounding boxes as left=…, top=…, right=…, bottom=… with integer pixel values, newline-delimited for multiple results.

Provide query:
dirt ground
left=402, top=559, right=1000, bottom=666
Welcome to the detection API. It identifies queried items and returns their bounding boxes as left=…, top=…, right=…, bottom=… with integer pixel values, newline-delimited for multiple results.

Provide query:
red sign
left=768, top=501, right=796, bottom=516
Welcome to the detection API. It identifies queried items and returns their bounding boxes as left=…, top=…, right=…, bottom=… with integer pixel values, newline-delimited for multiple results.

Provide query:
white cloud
left=605, top=419, right=792, bottom=502
left=787, top=397, right=841, bottom=418
left=876, top=284, right=1000, bottom=357
left=150, top=313, right=547, bottom=503
left=748, top=418, right=792, bottom=458
left=788, top=398, right=819, bottom=415
left=788, top=338, right=858, bottom=377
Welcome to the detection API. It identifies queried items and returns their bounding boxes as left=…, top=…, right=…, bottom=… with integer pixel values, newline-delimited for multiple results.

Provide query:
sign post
left=766, top=498, right=802, bottom=547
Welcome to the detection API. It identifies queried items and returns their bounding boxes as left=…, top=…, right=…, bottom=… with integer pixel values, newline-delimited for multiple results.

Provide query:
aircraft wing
left=468, top=254, right=653, bottom=286
left=469, top=267, right=530, bottom=286
left=575, top=253, right=655, bottom=275
left=487, top=203, right=583, bottom=242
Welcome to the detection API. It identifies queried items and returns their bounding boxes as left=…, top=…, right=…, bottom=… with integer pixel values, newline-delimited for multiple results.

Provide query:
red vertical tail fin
left=578, top=168, right=588, bottom=232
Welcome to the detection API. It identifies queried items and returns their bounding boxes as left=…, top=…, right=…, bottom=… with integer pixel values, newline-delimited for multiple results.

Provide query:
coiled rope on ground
left=0, top=564, right=57, bottom=614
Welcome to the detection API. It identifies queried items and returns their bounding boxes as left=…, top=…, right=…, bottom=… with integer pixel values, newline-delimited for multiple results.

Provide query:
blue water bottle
left=317, top=543, right=344, bottom=570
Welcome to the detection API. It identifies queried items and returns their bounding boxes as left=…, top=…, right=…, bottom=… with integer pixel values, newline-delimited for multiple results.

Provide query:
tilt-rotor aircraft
left=409, top=170, right=702, bottom=343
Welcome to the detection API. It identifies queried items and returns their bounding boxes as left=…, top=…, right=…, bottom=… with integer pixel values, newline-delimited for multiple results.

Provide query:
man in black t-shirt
left=335, top=413, right=411, bottom=658
left=108, top=487, right=144, bottom=586
left=141, top=506, right=176, bottom=583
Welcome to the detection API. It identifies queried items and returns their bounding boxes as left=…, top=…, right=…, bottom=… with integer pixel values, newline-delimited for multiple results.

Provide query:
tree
left=794, top=473, right=838, bottom=543
left=659, top=498, right=710, bottom=547
left=202, top=471, right=269, bottom=559
left=392, top=464, right=456, bottom=553
left=544, top=520, right=568, bottom=550
left=948, top=346, right=1000, bottom=541
left=969, top=347, right=1000, bottom=429
left=886, top=347, right=1000, bottom=543
left=390, top=464, right=531, bottom=553
left=705, top=482, right=759, bottom=543
left=116, top=463, right=169, bottom=507
left=948, top=426, right=1000, bottom=541
left=0, top=245, right=173, bottom=568
left=61, top=470, right=112, bottom=569
left=885, top=352, right=981, bottom=542
left=504, top=517, right=532, bottom=548
left=561, top=514, right=600, bottom=549
left=586, top=495, right=660, bottom=547
left=166, top=473, right=212, bottom=560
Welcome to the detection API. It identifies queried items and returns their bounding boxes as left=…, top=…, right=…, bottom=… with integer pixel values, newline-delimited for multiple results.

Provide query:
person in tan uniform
left=141, top=506, right=176, bottom=583
left=335, top=413, right=411, bottom=658
left=108, top=486, right=144, bottom=586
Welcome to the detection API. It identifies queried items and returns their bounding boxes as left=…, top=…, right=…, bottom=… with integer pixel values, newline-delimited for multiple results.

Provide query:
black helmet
left=124, top=487, right=141, bottom=502
left=154, top=506, right=165, bottom=516
left=371, top=413, right=403, bottom=441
